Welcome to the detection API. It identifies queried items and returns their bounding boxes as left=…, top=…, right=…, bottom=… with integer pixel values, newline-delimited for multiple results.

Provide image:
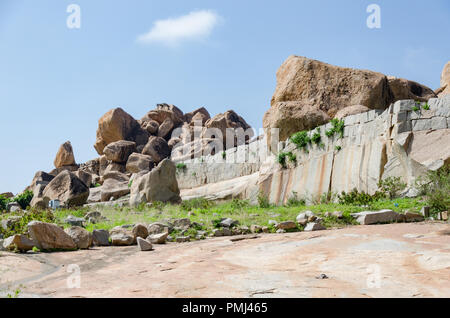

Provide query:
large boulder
left=27, top=221, right=77, bottom=250
left=201, top=110, right=253, bottom=148
left=334, top=105, right=370, bottom=120
left=184, top=107, right=211, bottom=126
left=437, top=61, right=450, bottom=97
left=3, top=234, right=36, bottom=252
left=103, top=140, right=137, bottom=163
left=65, top=226, right=93, bottom=249
left=94, top=108, right=149, bottom=155
left=141, top=104, right=184, bottom=126
left=126, top=153, right=155, bottom=173
left=54, top=141, right=76, bottom=168
left=130, top=159, right=181, bottom=206
left=142, top=136, right=171, bottom=163
left=387, top=76, right=436, bottom=102
left=42, top=171, right=89, bottom=207
left=100, top=178, right=130, bottom=202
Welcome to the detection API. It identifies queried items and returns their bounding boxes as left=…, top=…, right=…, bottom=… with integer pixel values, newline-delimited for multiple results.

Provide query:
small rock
left=1, top=216, right=22, bottom=231
left=92, top=229, right=110, bottom=246
left=307, top=215, right=317, bottom=222
left=262, top=226, right=269, bottom=233
left=276, top=229, right=286, bottom=234
left=268, top=220, right=278, bottom=226
left=111, top=233, right=134, bottom=246
left=173, top=218, right=191, bottom=229
left=316, top=274, right=329, bottom=279
left=3, top=234, right=36, bottom=252
left=132, top=223, right=149, bottom=239
left=147, top=222, right=170, bottom=235
left=405, top=211, right=425, bottom=223
left=239, top=226, right=251, bottom=234
left=65, top=226, right=93, bottom=249
left=147, top=232, right=168, bottom=244
left=276, top=221, right=297, bottom=230
left=176, top=236, right=190, bottom=243
left=137, top=237, right=153, bottom=251
left=250, top=225, right=262, bottom=233
left=7, top=202, right=21, bottom=213
left=332, top=211, right=344, bottom=219
left=213, top=228, right=232, bottom=237
left=64, top=215, right=85, bottom=227
left=441, top=211, right=448, bottom=221
left=297, top=219, right=308, bottom=226
left=304, top=222, right=326, bottom=232
left=351, top=210, right=401, bottom=225
left=220, top=218, right=239, bottom=228
left=324, top=212, right=331, bottom=218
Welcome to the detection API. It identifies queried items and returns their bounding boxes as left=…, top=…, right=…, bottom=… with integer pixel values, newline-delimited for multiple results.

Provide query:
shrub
left=311, top=128, right=322, bottom=145
left=287, top=152, right=297, bottom=163
left=231, top=198, right=250, bottom=210
left=423, top=102, right=430, bottom=110
left=335, top=145, right=342, bottom=151
left=378, top=177, right=407, bottom=199
left=257, top=192, right=271, bottom=209
left=277, top=152, right=288, bottom=168
left=418, top=164, right=450, bottom=212
left=222, top=152, right=226, bottom=160
left=286, top=192, right=305, bottom=207
left=326, top=119, right=345, bottom=139
left=0, top=209, right=55, bottom=237
left=0, top=194, right=9, bottom=211
left=338, top=189, right=385, bottom=206
left=12, top=190, right=34, bottom=209
left=181, top=198, right=214, bottom=211
left=290, top=131, right=311, bottom=152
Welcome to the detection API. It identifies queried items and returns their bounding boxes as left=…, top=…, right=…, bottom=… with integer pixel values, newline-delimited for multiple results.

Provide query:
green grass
left=0, top=196, right=431, bottom=240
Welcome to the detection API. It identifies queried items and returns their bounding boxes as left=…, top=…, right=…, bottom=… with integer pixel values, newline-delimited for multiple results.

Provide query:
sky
left=0, top=0, right=449, bottom=194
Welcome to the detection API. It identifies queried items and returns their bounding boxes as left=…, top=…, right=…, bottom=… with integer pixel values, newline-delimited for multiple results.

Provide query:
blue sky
left=0, top=0, right=449, bottom=194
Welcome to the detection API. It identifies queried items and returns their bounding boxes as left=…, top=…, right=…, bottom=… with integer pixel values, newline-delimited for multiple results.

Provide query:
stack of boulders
left=27, top=104, right=251, bottom=208
left=263, top=55, right=446, bottom=150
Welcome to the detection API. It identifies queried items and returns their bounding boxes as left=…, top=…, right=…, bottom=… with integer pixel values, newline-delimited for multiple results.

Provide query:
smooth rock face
left=405, top=212, right=425, bottom=223
left=3, top=234, right=36, bottom=252
left=147, top=232, right=168, bottom=244
left=304, top=222, right=326, bottom=232
left=351, top=210, right=401, bottom=225
left=103, top=140, right=137, bottom=163
left=28, top=221, right=77, bottom=251
left=42, top=171, right=89, bottom=207
left=129, top=159, right=181, bottom=206
left=137, top=237, right=153, bottom=251
left=94, top=108, right=149, bottom=155
left=126, top=153, right=154, bottom=173
left=142, top=136, right=171, bottom=163
left=92, top=229, right=110, bottom=246
left=54, top=141, right=76, bottom=168
left=65, top=226, right=93, bottom=249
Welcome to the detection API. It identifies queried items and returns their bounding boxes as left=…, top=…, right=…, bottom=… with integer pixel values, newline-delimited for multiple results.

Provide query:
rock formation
left=264, top=55, right=437, bottom=148
left=54, top=141, right=76, bottom=168
left=437, top=61, right=450, bottom=97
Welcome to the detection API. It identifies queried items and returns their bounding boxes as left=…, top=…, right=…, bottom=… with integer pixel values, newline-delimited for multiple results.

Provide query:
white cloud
left=137, top=10, right=222, bottom=46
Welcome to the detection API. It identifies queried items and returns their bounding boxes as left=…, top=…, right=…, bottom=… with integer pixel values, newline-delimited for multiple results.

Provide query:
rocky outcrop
left=387, top=77, right=436, bottom=102
left=42, top=171, right=89, bottom=207
left=103, top=140, right=137, bottom=163
left=54, top=141, right=76, bottom=168
left=334, top=105, right=370, bottom=120
left=126, top=153, right=154, bottom=173
left=65, top=226, right=93, bottom=249
left=130, top=159, right=181, bottom=206
left=94, top=108, right=149, bottom=155
left=437, top=61, right=450, bottom=97
left=3, top=234, right=36, bottom=252
left=142, top=136, right=171, bottom=163
left=28, top=221, right=77, bottom=251
left=264, top=56, right=438, bottom=148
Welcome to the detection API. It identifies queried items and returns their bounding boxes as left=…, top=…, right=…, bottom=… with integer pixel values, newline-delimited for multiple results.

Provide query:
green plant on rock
left=326, top=118, right=345, bottom=139
left=290, top=131, right=311, bottom=152
left=222, top=152, right=227, bottom=160
left=378, top=177, right=407, bottom=199
left=286, top=191, right=305, bottom=207
left=12, top=190, right=34, bottom=209
left=176, top=163, right=187, bottom=171
left=311, top=128, right=322, bottom=145
left=277, top=152, right=288, bottom=168
left=287, top=152, right=297, bottom=163
left=231, top=198, right=250, bottom=210
left=0, top=194, right=9, bottom=211
left=422, top=102, right=430, bottom=110
left=335, top=145, right=342, bottom=151
left=181, top=198, right=214, bottom=211
left=416, top=164, right=450, bottom=213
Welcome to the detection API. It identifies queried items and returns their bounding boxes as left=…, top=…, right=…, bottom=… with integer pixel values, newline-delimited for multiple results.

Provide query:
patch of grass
left=0, top=209, right=55, bottom=237
left=181, top=198, right=214, bottom=211
left=311, top=128, right=322, bottom=145
left=378, top=177, right=407, bottom=199
left=335, top=145, right=342, bottom=151
left=257, top=192, right=271, bottom=209
left=286, top=191, right=306, bottom=207
left=176, top=163, right=187, bottom=172
left=277, top=152, right=288, bottom=168
left=0, top=194, right=8, bottom=212
left=422, top=102, right=430, bottom=110
left=338, top=189, right=385, bottom=207
left=326, top=119, right=345, bottom=139
left=417, top=164, right=450, bottom=213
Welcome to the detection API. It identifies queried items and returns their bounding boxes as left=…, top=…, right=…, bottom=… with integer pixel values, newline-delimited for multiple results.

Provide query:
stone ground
left=0, top=222, right=449, bottom=298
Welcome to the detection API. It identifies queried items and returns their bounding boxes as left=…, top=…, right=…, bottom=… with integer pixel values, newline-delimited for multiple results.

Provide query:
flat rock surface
left=0, top=222, right=449, bottom=298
